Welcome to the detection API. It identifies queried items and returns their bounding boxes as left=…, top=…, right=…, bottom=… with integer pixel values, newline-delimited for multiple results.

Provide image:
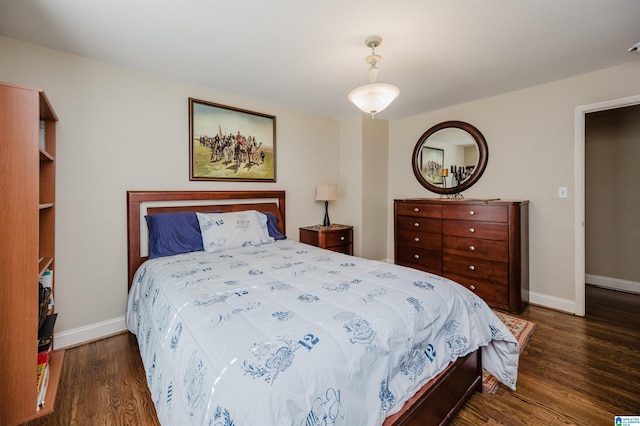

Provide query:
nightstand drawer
left=326, top=244, right=352, bottom=255
left=323, top=228, right=352, bottom=247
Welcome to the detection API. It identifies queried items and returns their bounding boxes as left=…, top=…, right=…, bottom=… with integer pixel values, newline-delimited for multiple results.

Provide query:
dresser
left=299, top=224, right=353, bottom=255
left=394, top=199, right=529, bottom=313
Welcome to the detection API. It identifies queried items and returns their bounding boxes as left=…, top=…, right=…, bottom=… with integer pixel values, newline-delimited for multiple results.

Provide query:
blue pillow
left=264, top=211, right=286, bottom=240
left=145, top=211, right=204, bottom=258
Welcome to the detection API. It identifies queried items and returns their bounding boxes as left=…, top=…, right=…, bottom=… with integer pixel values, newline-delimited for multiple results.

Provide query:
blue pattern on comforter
left=126, top=240, right=518, bottom=425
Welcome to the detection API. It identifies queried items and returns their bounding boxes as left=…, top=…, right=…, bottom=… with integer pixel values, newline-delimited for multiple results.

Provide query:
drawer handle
left=414, top=237, right=420, bottom=242
left=470, top=285, right=476, bottom=291
left=414, top=254, right=420, bottom=259
left=469, top=245, right=475, bottom=251
left=414, top=207, right=420, bottom=212
left=469, top=227, right=475, bottom=233
left=414, top=222, right=420, bottom=227
left=469, top=265, right=475, bottom=271
left=340, top=236, right=345, bottom=241
left=469, top=210, right=475, bottom=216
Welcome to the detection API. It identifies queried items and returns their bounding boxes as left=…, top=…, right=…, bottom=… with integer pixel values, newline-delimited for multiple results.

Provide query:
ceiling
left=1, top=0, right=639, bottom=121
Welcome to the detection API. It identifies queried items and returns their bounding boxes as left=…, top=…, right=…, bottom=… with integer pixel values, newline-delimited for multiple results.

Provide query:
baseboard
left=586, top=274, right=640, bottom=295
left=529, top=291, right=577, bottom=315
left=54, top=316, right=127, bottom=350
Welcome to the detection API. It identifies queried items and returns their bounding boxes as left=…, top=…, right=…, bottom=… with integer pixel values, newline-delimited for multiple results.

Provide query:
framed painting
left=420, top=146, right=444, bottom=185
left=189, top=98, right=276, bottom=181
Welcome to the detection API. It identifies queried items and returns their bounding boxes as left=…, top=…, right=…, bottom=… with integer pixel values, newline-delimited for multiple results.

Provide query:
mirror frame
left=412, top=120, right=488, bottom=195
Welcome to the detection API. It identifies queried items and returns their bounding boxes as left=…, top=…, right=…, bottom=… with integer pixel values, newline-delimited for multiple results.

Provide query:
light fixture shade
left=315, top=183, right=338, bottom=201
left=348, top=83, right=400, bottom=117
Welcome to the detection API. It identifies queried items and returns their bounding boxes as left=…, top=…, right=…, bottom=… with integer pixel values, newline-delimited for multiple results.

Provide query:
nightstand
left=299, top=224, right=353, bottom=255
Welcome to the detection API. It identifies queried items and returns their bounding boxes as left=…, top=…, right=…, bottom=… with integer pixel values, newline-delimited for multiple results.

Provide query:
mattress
left=126, top=239, right=518, bottom=425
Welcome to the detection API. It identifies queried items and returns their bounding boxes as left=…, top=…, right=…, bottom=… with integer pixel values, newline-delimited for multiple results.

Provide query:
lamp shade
left=315, top=183, right=338, bottom=201
left=348, top=83, right=400, bottom=117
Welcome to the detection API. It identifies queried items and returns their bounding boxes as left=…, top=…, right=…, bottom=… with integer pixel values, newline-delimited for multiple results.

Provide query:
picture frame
left=189, top=98, right=276, bottom=181
left=420, top=146, right=444, bottom=185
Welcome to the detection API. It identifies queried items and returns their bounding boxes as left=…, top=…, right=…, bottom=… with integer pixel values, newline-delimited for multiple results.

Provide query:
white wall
left=3, top=34, right=639, bottom=346
left=337, top=115, right=390, bottom=260
left=387, top=60, right=640, bottom=313
left=0, top=36, right=342, bottom=347
left=362, top=116, right=389, bottom=261
left=338, top=116, right=364, bottom=254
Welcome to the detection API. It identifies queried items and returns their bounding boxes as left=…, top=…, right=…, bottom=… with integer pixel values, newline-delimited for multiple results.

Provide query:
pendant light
left=348, top=35, right=400, bottom=118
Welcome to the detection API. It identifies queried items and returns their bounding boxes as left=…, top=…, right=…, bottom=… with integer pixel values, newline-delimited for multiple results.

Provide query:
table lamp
left=315, top=184, right=338, bottom=226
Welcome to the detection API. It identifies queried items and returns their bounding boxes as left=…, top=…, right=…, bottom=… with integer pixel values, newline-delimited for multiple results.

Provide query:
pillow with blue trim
left=196, top=210, right=275, bottom=253
left=145, top=211, right=204, bottom=258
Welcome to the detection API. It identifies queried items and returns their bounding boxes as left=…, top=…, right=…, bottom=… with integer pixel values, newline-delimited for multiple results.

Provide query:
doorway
left=575, top=95, right=640, bottom=316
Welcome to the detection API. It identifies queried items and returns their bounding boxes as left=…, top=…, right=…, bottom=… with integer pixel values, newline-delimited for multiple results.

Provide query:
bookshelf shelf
left=39, top=149, right=54, bottom=162
left=38, top=257, right=54, bottom=277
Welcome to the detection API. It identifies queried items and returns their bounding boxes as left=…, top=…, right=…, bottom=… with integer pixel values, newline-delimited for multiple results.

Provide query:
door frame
left=574, top=94, right=640, bottom=316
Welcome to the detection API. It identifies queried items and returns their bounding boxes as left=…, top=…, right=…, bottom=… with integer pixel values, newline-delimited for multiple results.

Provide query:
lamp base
left=323, top=200, right=331, bottom=226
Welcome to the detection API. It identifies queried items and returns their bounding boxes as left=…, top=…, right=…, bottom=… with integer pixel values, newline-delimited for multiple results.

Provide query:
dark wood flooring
left=585, top=284, right=640, bottom=329
left=26, top=286, right=640, bottom=425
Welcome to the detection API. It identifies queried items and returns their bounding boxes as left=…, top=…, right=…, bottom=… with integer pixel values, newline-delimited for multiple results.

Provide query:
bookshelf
left=0, top=82, right=65, bottom=425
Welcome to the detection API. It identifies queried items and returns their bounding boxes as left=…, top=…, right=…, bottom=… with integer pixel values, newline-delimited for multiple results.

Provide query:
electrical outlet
left=558, top=186, right=568, bottom=198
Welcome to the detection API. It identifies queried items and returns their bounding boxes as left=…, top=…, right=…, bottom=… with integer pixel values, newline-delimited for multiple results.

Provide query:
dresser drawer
left=442, top=220, right=508, bottom=240
left=396, top=246, right=442, bottom=275
left=444, top=273, right=509, bottom=307
left=396, top=202, right=441, bottom=219
left=443, top=236, right=508, bottom=262
left=323, top=228, right=352, bottom=247
left=443, top=254, right=508, bottom=284
left=396, top=216, right=442, bottom=234
left=442, top=204, right=508, bottom=222
left=397, top=228, right=442, bottom=251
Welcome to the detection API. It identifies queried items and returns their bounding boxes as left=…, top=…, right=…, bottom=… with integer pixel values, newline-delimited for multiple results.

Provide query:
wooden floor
left=26, top=286, right=640, bottom=426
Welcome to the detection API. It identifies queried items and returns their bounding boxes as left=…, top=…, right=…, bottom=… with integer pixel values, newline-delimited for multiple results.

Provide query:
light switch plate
left=558, top=186, right=568, bottom=198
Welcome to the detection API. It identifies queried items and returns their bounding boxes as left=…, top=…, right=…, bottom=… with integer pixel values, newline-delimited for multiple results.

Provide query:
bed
left=126, top=190, right=519, bottom=426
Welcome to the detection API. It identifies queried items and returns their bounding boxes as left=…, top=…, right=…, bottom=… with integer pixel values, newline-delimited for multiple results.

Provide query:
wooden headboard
left=126, top=190, right=286, bottom=289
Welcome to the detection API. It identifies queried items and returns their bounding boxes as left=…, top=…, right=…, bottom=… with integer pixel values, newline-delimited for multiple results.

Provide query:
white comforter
left=126, top=239, right=518, bottom=426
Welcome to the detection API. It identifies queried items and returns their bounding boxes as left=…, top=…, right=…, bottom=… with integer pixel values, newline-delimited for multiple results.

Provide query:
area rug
left=482, top=310, right=537, bottom=394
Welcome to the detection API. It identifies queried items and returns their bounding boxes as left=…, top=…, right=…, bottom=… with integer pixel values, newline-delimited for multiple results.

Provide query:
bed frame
left=126, top=190, right=482, bottom=425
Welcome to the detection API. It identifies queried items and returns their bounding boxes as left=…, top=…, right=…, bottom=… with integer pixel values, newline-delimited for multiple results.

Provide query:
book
left=39, top=120, right=46, bottom=150
left=36, top=362, right=49, bottom=411
left=39, top=269, right=53, bottom=288
left=36, top=363, right=49, bottom=410
left=36, top=362, right=46, bottom=389
left=37, top=349, right=50, bottom=366
left=39, top=270, right=54, bottom=311
left=38, top=313, right=57, bottom=352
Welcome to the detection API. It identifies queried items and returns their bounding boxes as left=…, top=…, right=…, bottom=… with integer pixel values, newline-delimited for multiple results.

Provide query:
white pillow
left=196, top=210, right=274, bottom=253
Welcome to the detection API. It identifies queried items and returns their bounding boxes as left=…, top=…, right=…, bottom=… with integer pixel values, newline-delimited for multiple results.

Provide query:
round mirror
left=412, top=121, right=488, bottom=195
